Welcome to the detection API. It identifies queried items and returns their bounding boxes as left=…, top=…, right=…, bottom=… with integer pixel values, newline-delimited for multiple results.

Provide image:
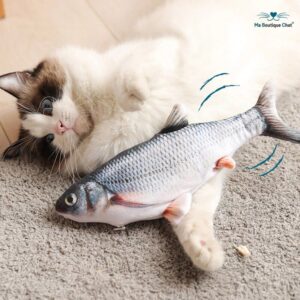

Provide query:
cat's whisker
left=49, top=149, right=60, bottom=178
left=64, top=144, right=73, bottom=181
left=61, top=154, right=67, bottom=181
left=47, top=148, right=57, bottom=161
left=70, top=137, right=80, bottom=180
left=37, top=99, right=44, bottom=113
left=57, top=150, right=63, bottom=176
left=72, top=146, right=79, bottom=181
left=25, top=136, right=37, bottom=159
left=74, top=152, right=80, bottom=179
left=29, top=138, right=38, bottom=155
left=18, top=108, right=32, bottom=114
left=66, top=135, right=76, bottom=182
left=29, top=139, right=38, bottom=163
left=16, top=102, right=35, bottom=113
left=4, top=136, right=34, bottom=155
left=75, top=151, right=80, bottom=179
left=5, top=136, right=35, bottom=162
left=53, top=150, right=64, bottom=183
left=69, top=143, right=76, bottom=183
left=27, top=139, right=35, bottom=163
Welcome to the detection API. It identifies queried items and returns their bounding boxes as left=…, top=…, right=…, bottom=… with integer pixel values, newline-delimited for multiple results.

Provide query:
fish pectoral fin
left=215, top=156, right=236, bottom=170
left=163, top=193, right=192, bottom=225
left=110, top=194, right=150, bottom=208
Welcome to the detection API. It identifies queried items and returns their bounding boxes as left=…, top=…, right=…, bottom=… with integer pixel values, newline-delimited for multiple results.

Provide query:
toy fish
left=55, top=83, right=300, bottom=227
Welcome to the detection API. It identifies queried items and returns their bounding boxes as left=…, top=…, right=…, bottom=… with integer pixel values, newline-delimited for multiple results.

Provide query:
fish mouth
left=55, top=199, right=83, bottom=217
left=55, top=210, right=67, bottom=217
left=55, top=210, right=85, bottom=223
left=55, top=196, right=79, bottom=215
left=55, top=198, right=66, bottom=213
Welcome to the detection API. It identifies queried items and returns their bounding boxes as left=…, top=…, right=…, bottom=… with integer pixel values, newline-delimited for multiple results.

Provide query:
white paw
left=178, top=225, right=224, bottom=271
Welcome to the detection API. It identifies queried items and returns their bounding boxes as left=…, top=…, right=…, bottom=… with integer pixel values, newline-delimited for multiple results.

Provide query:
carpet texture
left=0, top=90, right=299, bottom=299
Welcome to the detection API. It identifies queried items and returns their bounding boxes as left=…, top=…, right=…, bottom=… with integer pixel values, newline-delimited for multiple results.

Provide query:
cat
left=0, top=0, right=299, bottom=271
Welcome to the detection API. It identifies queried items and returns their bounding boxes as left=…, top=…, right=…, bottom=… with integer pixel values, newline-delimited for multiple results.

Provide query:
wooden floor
left=0, top=0, right=4, bottom=19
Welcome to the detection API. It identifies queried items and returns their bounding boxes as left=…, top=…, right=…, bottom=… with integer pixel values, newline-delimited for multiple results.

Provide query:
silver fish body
left=55, top=83, right=300, bottom=226
left=90, top=108, right=265, bottom=203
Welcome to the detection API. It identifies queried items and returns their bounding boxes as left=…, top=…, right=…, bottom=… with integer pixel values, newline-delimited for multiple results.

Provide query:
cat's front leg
left=172, top=171, right=226, bottom=271
left=111, top=37, right=180, bottom=112
left=114, top=65, right=150, bottom=112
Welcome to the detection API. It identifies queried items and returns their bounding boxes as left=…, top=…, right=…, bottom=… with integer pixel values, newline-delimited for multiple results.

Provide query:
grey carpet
left=0, top=90, right=299, bottom=299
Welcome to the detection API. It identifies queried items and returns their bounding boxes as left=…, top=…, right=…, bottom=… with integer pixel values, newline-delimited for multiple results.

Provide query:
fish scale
left=86, top=107, right=266, bottom=203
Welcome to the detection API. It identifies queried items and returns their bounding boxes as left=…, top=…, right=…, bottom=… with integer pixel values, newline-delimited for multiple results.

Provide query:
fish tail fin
left=256, top=82, right=300, bottom=143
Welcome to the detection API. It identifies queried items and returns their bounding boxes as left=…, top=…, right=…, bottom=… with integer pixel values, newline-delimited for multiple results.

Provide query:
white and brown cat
left=0, top=0, right=299, bottom=271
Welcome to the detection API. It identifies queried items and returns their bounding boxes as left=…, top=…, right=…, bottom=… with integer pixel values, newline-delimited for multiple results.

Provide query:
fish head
left=55, top=180, right=108, bottom=222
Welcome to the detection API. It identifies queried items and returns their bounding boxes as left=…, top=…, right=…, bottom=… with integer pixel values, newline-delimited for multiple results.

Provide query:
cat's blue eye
left=46, top=133, right=54, bottom=144
left=45, top=134, right=54, bottom=144
left=41, top=98, right=53, bottom=115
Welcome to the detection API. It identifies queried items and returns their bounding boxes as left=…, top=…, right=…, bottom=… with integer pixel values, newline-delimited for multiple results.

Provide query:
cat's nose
left=55, top=121, right=69, bottom=135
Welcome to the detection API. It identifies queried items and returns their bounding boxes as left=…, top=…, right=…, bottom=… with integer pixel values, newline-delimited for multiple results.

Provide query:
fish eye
left=65, top=194, right=77, bottom=206
left=41, top=97, right=53, bottom=115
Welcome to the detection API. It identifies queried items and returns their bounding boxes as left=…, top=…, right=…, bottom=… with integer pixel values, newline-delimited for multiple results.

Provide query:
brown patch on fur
left=19, top=58, right=66, bottom=118
left=3, top=59, right=67, bottom=166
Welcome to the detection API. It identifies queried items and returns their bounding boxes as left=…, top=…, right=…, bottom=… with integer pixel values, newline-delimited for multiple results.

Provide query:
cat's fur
left=0, top=0, right=299, bottom=271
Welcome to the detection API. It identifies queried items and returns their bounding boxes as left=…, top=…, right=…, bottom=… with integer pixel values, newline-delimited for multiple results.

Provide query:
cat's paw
left=174, top=219, right=225, bottom=272
left=115, top=69, right=150, bottom=112
left=182, top=233, right=224, bottom=271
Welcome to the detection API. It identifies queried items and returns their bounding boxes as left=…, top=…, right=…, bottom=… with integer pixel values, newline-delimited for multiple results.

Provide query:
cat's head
left=0, top=58, right=92, bottom=167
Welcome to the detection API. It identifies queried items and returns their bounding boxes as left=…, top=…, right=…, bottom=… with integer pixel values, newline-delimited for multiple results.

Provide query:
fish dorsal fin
left=160, top=104, right=189, bottom=134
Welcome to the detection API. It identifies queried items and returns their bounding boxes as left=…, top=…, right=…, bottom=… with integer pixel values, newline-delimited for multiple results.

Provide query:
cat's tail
left=255, top=82, right=300, bottom=143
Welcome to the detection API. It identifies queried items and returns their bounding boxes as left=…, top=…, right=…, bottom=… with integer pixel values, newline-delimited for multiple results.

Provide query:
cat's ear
left=2, top=129, right=27, bottom=159
left=0, top=71, right=32, bottom=98
left=2, top=139, right=22, bottom=159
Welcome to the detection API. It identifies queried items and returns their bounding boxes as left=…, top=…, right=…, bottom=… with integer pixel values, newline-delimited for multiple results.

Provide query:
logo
left=254, top=11, right=294, bottom=28
left=257, top=11, right=289, bottom=21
